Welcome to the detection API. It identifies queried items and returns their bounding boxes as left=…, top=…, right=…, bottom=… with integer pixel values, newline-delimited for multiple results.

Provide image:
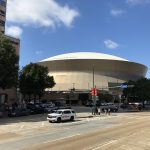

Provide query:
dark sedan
left=8, top=108, right=30, bottom=117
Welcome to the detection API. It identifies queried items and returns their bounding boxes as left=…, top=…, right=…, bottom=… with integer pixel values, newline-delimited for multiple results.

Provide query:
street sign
left=120, top=84, right=128, bottom=89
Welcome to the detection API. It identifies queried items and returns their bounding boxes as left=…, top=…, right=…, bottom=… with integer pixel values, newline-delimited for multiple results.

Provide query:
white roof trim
left=41, top=52, right=129, bottom=62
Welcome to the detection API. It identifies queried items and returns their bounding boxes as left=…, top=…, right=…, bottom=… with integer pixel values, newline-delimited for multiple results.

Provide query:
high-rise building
left=0, top=0, right=20, bottom=116
left=0, top=0, right=7, bottom=33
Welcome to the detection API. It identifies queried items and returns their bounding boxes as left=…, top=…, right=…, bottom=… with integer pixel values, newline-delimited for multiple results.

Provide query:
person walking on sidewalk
left=104, top=108, right=107, bottom=115
left=108, top=108, right=110, bottom=115
left=98, top=107, right=101, bottom=116
left=91, top=105, right=95, bottom=115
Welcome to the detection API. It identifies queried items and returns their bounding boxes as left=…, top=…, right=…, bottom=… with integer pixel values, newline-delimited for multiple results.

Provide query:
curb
left=77, top=115, right=94, bottom=118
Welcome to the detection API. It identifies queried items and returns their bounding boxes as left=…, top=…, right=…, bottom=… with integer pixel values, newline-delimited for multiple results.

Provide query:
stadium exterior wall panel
left=38, top=59, right=147, bottom=91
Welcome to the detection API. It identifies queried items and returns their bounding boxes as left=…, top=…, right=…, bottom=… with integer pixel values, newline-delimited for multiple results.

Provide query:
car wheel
left=57, top=117, right=61, bottom=123
left=70, top=116, right=74, bottom=121
left=49, top=120, right=52, bottom=123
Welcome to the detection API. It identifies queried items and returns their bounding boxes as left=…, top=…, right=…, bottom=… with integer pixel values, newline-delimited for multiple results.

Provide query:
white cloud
left=104, top=40, right=119, bottom=49
left=126, top=0, right=150, bottom=5
left=35, top=51, right=43, bottom=55
left=7, top=0, right=79, bottom=28
left=110, top=9, right=125, bottom=17
left=6, top=26, right=23, bottom=38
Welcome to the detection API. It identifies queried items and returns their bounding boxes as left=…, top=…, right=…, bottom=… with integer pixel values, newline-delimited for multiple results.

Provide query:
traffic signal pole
left=92, top=66, right=97, bottom=114
left=93, top=66, right=95, bottom=89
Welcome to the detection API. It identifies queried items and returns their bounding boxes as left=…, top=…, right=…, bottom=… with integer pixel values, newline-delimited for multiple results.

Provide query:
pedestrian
left=104, top=108, right=107, bottom=115
left=95, top=107, right=98, bottom=115
left=98, top=107, right=101, bottom=116
left=108, top=108, right=110, bottom=115
left=91, top=105, right=95, bottom=115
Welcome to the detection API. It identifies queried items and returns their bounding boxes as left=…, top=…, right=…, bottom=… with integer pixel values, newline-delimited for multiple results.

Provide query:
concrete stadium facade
left=39, top=52, right=147, bottom=92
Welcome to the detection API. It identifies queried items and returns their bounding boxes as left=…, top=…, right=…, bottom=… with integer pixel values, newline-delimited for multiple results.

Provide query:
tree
left=123, top=78, right=150, bottom=106
left=19, top=63, right=55, bottom=102
left=0, top=34, right=19, bottom=89
left=98, top=93, right=113, bottom=103
left=122, top=80, right=136, bottom=101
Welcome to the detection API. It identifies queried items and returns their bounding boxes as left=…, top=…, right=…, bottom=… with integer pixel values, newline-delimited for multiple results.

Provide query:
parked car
left=85, top=101, right=93, bottom=107
left=8, top=108, right=30, bottom=117
left=120, top=102, right=142, bottom=111
left=26, top=103, right=45, bottom=114
left=108, top=104, right=118, bottom=112
left=101, top=103, right=118, bottom=112
left=128, top=102, right=142, bottom=111
left=44, top=106, right=58, bottom=113
left=47, top=109, right=76, bottom=123
left=120, top=103, right=127, bottom=109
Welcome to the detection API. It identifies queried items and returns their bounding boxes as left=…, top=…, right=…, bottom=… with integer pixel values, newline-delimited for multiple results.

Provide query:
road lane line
left=20, top=125, right=24, bottom=129
left=93, top=140, right=118, bottom=150
left=42, top=122, right=44, bottom=127
left=83, top=140, right=117, bottom=150
left=43, top=133, right=81, bottom=144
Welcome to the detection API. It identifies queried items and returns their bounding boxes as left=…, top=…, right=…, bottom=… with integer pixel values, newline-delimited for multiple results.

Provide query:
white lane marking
left=20, top=125, right=24, bottom=129
left=84, top=140, right=117, bottom=150
left=86, top=118, right=90, bottom=122
left=42, top=122, right=44, bottom=127
left=93, top=140, right=117, bottom=150
left=43, top=133, right=81, bottom=144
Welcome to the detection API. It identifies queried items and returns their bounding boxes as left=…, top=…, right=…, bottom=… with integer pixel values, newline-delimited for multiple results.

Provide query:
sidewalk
left=76, top=112, right=93, bottom=118
left=76, top=112, right=115, bottom=119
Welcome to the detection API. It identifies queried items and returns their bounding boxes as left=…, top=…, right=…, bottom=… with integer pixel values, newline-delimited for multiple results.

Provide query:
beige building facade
left=39, top=52, right=147, bottom=91
left=38, top=52, right=147, bottom=104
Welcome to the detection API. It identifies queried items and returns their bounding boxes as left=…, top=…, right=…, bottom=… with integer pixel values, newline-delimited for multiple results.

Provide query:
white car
left=47, top=109, right=76, bottom=123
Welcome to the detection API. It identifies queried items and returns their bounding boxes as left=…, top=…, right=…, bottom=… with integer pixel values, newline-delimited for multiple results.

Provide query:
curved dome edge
left=40, top=52, right=129, bottom=62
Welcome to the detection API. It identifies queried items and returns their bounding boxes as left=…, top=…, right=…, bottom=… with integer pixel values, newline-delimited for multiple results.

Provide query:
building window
left=0, top=10, right=5, bottom=17
left=0, top=20, right=5, bottom=26
left=1, top=30, right=4, bottom=34
left=0, top=0, right=6, bottom=7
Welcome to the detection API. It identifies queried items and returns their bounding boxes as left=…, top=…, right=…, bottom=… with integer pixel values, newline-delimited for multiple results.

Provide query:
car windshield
left=56, top=111, right=63, bottom=114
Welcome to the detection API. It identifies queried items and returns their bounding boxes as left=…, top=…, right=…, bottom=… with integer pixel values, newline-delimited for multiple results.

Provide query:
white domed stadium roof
left=41, top=52, right=129, bottom=62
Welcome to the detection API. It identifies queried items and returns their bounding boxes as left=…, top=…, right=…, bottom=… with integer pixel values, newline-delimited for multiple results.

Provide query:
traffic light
left=94, top=88, right=97, bottom=96
left=91, top=88, right=97, bottom=96
left=91, top=89, right=94, bottom=96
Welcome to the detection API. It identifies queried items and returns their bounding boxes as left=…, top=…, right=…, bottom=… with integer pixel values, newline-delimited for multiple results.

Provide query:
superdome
left=38, top=52, right=147, bottom=92
left=41, top=52, right=129, bottom=62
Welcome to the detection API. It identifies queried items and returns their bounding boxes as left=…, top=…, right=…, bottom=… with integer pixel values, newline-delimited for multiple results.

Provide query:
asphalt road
left=1, top=112, right=150, bottom=150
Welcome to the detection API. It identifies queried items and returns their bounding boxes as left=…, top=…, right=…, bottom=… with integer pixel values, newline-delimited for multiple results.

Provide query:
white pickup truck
left=47, top=109, right=76, bottom=123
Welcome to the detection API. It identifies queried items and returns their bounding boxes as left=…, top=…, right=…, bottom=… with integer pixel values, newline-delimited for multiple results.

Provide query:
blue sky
left=6, top=0, right=150, bottom=77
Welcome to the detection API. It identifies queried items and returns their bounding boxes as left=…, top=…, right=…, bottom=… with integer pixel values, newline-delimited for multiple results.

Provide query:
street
left=1, top=112, right=150, bottom=150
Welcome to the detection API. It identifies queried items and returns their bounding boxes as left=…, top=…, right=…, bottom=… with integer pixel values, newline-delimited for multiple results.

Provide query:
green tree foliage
left=0, top=34, right=19, bottom=89
left=122, top=80, right=136, bottom=100
left=19, top=63, right=55, bottom=101
left=123, top=78, right=150, bottom=105
left=98, top=93, right=113, bottom=103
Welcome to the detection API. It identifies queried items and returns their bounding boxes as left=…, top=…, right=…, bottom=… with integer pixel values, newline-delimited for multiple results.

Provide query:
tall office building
left=0, top=0, right=7, bottom=33
left=0, top=0, right=20, bottom=116
left=0, top=0, right=20, bottom=55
